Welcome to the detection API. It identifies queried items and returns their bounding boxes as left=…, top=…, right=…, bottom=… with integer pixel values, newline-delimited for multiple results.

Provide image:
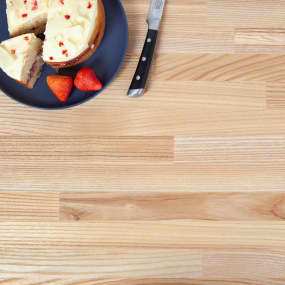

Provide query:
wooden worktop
left=1, top=0, right=285, bottom=284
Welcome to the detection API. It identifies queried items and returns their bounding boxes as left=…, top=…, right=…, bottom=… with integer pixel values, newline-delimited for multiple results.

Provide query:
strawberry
left=47, top=75, right=73, bottom=102
left=74, top=67, right=102, bottom=91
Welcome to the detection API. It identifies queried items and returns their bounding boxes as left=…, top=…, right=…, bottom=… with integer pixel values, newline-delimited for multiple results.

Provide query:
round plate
left=0, top=0, right=128, bottom=109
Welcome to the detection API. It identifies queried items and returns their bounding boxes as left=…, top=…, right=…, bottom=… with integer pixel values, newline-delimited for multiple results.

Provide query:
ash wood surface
left=1, top=0, right=285, bottom=284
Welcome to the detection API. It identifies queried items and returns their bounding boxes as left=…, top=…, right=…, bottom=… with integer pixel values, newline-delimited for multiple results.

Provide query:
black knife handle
left=128, top=29, right=158, bottom=97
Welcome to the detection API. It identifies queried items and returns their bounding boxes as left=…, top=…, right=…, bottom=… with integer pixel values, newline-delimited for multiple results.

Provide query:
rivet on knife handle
left=127, top=0, right=166, bottom=98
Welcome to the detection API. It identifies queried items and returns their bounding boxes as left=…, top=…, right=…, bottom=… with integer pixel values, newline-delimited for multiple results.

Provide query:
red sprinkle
left=62, top=50, right=68, bottom=55
left=24, top=0, right=27, bottom=4
left=64, top=15, right=70, bottom=20
left=49, top=56, right=54, bottom=60
left=22, top=13, right=28, bottom=18
left=32, top=0, right=38, bottom=10
left=87, top=2, right=92, bottom=8
left=24, top=36, right=29, bottom=41
left=59, top=41, right=64, bottom=47
left=11, top=49, right=16, bottom=55
left=60, top=0, right=64, bottom=4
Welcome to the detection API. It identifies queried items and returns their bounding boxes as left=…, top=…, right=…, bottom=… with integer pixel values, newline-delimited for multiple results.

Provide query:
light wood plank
left=0, top=222, right=285, bottom=280
left=0, top=192, right=58, bottom=222
left=0, top=279, right=283, bottom=285
left=108, top=80, right=265, bottom=109
left=152, top=54, right=285, bottom=82
left=0, top=164, right=284, bottom=192
left=234, top=44, right=285, bottom=54
left=1, top=221, right=285, bottom=249
left=267, top=82, right=285, bottom=109
left=208, top=0, right=285, bottom=28
left=235, top=28, right=285, bottom=45
left=60, top=192, right=285, bottom=221
left=205, top=253, right=285, bottom=280
left=0, top=137, right=173, bottom=164
left=5, top=93, right=285, bottom=137
left=0, top=247, right=202, bottom=279
left=175, top=136, right=285, bottom=164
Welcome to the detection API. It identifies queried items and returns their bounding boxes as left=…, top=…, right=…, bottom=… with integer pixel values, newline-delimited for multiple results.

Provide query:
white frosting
left=6, top=0, right=98, bottom=63
left=0, top=33, right=39, bottom=81
left=6, top=0, right=49, bottom=35
left=43, top=0, right=98, bottom=62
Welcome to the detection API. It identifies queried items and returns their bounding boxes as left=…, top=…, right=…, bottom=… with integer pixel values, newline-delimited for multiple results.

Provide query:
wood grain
left=1, top=0, right=285, bottom=283
left=60, top=192, right=285, bottom=221
left=208, top=0, right=285, bottom=28
left=3, top=99, right=285, bottom=136
left=1, top=221, right=285, bottom=282
left=4, top=221, right=285, bottom=250
left=175, top=136, right=285, bottom=164
left=1, top=164, right=285, bottom=192
left=235, top=28, right=285, bottom=46
left=0, top=280, right=284, bottom=285
left=267, top=82, right=285, bottom=109
left=154, top=54, right=285, bottom=82
left=0, top=136, right=173, bottom=164
left=0, top=192, right=58, bottom=222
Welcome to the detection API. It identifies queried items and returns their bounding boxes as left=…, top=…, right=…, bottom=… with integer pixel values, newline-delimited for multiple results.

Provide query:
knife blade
left=127, top=0, right=166, bottom=98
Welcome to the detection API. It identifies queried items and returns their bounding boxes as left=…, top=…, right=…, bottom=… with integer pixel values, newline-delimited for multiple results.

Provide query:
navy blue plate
left=0, top=0, right=128, bottom=109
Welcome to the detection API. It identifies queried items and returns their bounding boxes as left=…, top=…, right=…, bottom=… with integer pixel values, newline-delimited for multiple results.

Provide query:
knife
left=127, top=0, right=166, bottom=98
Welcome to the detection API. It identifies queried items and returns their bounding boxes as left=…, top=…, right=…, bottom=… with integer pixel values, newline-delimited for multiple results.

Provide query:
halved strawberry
left=74, top=66, right=102, bottom=91
left=47, top=75, right=73, bottom=102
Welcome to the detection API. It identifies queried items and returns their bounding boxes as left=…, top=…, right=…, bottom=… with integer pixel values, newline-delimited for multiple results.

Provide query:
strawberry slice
left=74, top=67, right=102, bottom=91
left=47, top=75, right=73, bottom=102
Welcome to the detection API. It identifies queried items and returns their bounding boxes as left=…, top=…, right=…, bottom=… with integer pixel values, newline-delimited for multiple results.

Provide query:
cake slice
left=43, top=0, right=105, bottom=68
left=0, top=33, right=44, bottom=88
left=6, top=0, right=49, bottom=37
left=6, top=0, right=105, bottom=69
